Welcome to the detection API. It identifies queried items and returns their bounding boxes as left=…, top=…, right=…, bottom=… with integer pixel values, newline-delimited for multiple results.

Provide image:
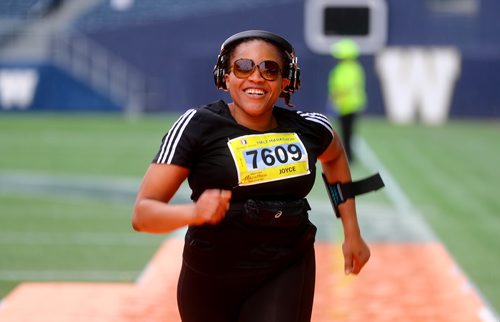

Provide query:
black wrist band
left=322, top=172, right=385, bottom=218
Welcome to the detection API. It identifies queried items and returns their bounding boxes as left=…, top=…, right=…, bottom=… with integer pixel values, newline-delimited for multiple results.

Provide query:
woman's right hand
left=133, top=164, right=232, bottom=233
left=192, top=189, right=232, bottom=225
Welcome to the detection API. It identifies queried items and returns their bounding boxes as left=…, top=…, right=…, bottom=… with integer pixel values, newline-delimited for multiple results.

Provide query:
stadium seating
left=75, top=0, right=295, bottom=30
left=0, top=0, right=39, bottom=46
left=0, top=0, right=66, bottom=48
left=0, top=0, right=40, bottom=18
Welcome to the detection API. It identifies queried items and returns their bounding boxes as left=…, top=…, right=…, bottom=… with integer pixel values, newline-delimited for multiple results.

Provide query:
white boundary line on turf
left=356, top=136, right=424, bottom=216
left=355, top=136, right=440, bottom=239
left=355, top=136, right=499, bottom=322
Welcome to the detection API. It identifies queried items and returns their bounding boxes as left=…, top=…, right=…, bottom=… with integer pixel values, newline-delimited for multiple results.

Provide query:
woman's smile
left=244, top=87, right=266, bottom=96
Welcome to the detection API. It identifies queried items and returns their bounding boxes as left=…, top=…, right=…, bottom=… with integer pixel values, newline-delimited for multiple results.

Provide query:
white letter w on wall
left=375, top=47, right=461, bottom=125
left=0, top=69, right=39, bottom=110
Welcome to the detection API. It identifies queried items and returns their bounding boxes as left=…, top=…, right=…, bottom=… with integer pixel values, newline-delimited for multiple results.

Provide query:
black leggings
left=177, top=247, right=316, bottom=322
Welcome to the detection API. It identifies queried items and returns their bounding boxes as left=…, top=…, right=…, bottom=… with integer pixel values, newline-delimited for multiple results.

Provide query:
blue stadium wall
left=1, top=0, right=499, bottom=118
left=0, top=63, right=120, bottom=112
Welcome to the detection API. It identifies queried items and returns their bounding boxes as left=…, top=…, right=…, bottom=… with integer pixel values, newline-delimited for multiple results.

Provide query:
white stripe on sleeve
left=157, top=109, right=197, bottom=164
left=296, top=111, right=334, bottom=136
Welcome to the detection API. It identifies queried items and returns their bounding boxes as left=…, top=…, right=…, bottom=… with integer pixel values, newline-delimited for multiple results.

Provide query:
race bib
left=227, top=133, right=310, bottom=186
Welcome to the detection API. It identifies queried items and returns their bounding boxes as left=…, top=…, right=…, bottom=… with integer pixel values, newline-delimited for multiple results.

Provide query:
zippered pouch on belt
left=241, top=198, right=311, bottom=227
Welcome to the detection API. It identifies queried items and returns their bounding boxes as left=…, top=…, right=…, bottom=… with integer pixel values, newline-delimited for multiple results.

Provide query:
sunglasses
left=229, top=58, right=282, bottom=81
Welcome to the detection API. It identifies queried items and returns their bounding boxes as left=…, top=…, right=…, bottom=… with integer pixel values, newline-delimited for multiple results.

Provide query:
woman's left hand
left=342, top=236, right=370, bottom=275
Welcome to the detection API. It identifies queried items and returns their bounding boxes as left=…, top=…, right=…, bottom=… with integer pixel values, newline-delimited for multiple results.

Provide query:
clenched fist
left=192, top=189, right=232, bottom=225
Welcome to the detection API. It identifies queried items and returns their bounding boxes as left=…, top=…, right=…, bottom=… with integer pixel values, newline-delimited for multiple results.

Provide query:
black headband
left=219, top=30, right=295, bottom=56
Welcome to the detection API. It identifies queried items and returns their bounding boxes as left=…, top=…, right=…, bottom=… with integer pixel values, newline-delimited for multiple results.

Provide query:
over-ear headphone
left=213, top=30, right=301, bottom=94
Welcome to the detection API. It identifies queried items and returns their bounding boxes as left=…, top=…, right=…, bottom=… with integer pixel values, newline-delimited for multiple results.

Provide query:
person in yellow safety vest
left=328, top=39, right=366, bottom=162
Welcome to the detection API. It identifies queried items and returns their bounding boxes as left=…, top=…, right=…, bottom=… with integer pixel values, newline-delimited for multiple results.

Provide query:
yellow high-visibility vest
left=328, top=59, right=366, bottom=115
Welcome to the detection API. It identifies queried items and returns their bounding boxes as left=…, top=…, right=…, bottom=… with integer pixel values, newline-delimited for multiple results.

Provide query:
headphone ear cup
left=289, top=63, right=296, bottom=92
left=285, top=63, right=300, bottom=93
left=213, top=67, right=226, bottom=89
left=293, top=67, right=301, bottom=91
left=213, top=54, right=227, bottom=90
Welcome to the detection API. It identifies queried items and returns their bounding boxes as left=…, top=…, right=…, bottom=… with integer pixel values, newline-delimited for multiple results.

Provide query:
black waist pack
left=236, top=198, right=311, bottom=227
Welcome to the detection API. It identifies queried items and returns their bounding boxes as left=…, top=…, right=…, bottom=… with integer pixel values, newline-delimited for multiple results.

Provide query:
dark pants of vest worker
left=339, top=112, right=358, bottom=162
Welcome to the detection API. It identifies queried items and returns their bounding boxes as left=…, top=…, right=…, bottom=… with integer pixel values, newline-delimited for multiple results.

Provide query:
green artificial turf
left=0, top=113, right=498, bottom=314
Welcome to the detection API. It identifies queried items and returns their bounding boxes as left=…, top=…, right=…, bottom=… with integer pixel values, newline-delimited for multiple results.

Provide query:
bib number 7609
left=245, top=144, right=303, bottom=169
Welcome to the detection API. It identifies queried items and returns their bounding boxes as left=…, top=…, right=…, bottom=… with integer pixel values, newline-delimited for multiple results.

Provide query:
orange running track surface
left=0, top=238, right=491, bottom=322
